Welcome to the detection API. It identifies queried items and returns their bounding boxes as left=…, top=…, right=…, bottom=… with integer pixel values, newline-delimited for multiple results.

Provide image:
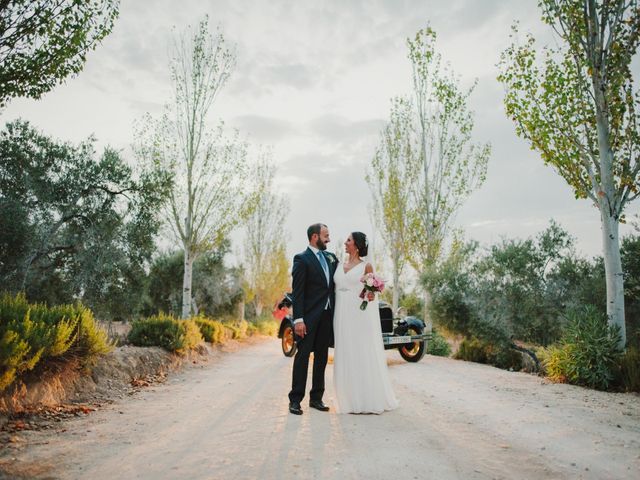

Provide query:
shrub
left=253, top=318, right=278, bottom=337
left=223, top=323, right=242, bottom=340
left=493, top=345, right=523, bottom=370
left=194, top=317, right=226, bottom=344
left=181, top=320, right=202, bottom=350
left=0, top=293, right=113, bottom=391
left=399, top=291, right=424, bottom=318
left=236, top=319, right=249, bottom=338
left=128, top=314, right=202, bottom=354
left=246, top=315, right=278, bottom=337
left=427, top=264, right=475, bottom=337
left=74, top=307, right=113, bottom=359
left=454, top=336, right=522, bottom=370
left=196, top=314, right=277, bottom=343
left=542, top=306, right=621, bottom=390
left=246, top=322, right=257, bottom=336
left=538, top=345, right=569, bottom=382
left=221, top=318, right=249, bottom=340
left=455, top=337, right=490, bottom=363
left=616, top=347, right=640, bottom=392
left=427, top=329, right=452, bottom=357
left=425, top=224, right=619, bottom=349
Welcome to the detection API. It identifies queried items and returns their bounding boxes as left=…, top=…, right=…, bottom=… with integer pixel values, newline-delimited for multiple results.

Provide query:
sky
left=3, top=0, right=639, bottom=265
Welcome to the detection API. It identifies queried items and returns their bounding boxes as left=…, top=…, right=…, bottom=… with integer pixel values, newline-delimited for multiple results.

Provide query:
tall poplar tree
left=498, top=0, right=640, bottom=347
left=137, top=18, right=255, bottom=318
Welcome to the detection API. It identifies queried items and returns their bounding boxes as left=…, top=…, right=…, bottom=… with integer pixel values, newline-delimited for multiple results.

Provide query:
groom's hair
left=307, top=223, right=327, bottom=240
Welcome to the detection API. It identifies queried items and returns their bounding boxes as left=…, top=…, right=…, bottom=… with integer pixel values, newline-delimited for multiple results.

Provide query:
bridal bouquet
left=359, top=273, right=385, bottom=310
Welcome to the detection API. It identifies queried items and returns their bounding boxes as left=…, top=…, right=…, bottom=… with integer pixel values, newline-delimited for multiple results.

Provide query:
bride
left=333, top=231, right=399, bottom=414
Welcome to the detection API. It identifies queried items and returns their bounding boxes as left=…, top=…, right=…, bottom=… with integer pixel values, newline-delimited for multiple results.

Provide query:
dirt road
left=2, top=338, right=639, bottom=480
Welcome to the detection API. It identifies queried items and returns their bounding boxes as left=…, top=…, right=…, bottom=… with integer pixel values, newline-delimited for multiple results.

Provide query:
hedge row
left=0, top=293, right=113, bottom=391
left=451, top=305, right=639, bottom=392
left=127, top=314, right=279, bottom=353
left=127, top=313, right=203, bottom=353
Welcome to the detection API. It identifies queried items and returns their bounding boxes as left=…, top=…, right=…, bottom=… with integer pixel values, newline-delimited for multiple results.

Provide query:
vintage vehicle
left=274, top=293, right=431, bottom=362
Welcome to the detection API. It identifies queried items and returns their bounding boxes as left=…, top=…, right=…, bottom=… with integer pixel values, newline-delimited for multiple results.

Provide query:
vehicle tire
left=399, top=327, right=426, bottom=362
left=281, top=322, right=297, bottom=357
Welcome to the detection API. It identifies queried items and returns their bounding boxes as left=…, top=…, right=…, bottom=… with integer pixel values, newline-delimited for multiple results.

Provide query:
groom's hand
left=294, top=322, right=307, bottom=338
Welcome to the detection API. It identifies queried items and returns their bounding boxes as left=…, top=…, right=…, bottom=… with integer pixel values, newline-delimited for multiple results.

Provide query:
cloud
left=229, top=61, right=321, bottom=100
left=263, top=63, right=319, bottom=89
left=229, top=114, right=297, bottom=142
left=307, top=114, right=385, bottom=146
left=280, top=150, right=375, bottom=250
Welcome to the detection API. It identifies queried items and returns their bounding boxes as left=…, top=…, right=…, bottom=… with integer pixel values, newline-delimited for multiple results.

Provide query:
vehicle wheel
left=281, top=323, right=297, bottom=357
left=399, top=327, right=426, bottom=362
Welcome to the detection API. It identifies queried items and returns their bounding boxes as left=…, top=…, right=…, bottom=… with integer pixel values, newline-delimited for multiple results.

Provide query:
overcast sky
left=3, top=0, right=639, bottom=263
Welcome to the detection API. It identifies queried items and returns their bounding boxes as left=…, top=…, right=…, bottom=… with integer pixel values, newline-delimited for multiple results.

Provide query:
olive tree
left=498, top=0, right=640, bottom=348
left=0, top=120, right=170, bottom=318
left=0, top=0, right=119, bottom=107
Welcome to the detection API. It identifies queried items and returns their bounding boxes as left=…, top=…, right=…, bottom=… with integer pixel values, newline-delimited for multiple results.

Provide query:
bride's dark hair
left=351, top=231, right=368, bottom=257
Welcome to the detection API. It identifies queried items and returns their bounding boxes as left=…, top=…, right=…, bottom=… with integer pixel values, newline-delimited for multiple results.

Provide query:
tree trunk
left=592, top=59, right=627, bottom=349
left=423, top=289, right=432, bottom=333
left=392, top=261, right=400, bottom=315
left=255, top=301, right=263, bottom=318
left=182, top=249, right=194, bottom=319
left=600, top=207, right=626, bottom=348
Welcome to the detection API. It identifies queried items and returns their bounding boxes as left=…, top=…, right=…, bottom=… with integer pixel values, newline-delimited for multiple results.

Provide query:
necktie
left=317, top=251, right=329, bottom=284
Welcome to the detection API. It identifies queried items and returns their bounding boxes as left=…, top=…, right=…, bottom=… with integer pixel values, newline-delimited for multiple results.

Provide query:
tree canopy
left=0, top=0, right=120, bottom=107
left=0, top=120, right=170, bottom=319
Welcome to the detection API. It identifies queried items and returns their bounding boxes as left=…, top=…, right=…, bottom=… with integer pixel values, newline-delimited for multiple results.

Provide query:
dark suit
left=288, top=247, right=337, bottom=404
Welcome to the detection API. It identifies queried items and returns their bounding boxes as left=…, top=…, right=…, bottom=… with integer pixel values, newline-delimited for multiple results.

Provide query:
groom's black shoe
left=309, top=400, right=330, bottom=412
left=289, top=401, right=303, bottom=415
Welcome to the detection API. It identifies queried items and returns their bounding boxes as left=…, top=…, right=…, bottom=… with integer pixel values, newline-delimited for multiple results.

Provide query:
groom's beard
left=316, top=239, right=327, bottom=251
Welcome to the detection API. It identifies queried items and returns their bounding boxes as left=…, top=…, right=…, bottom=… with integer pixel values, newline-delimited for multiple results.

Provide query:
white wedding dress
left=333, top=261, right=399, bottom=414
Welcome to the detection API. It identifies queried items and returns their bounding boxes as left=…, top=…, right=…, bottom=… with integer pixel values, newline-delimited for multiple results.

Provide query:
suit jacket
left=291, top=247, right=337, bottom=334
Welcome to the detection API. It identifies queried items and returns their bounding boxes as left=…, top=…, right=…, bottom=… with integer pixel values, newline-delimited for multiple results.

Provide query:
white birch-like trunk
left=255, top=301, right=263, bottom=318
left=593, top=65, right=627, bottom=349
left=423, top=289, right=432, bottom=333
left=392, top=263, right=400, bottom=316
left=600, top=205, right=626, bottom=349
left=182, top=250, right=194, bottom=319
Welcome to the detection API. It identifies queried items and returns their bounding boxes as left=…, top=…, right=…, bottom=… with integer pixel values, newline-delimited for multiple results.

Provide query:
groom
left=288, top=223, right=337, bottom=415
